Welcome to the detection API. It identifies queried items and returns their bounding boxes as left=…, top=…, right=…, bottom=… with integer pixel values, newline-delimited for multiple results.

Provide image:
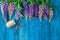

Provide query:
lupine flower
left=45, top=2, right=53, bottom=22
left=29, top=3, right=34, bottom=19
left=21, top=0, right=29, bottom=15
left=42, top=2, right=50, bottom=20
left=15, top=10, right=23, bottom=20
left=23, top=2, right=29, bottom=15
left=33, top=3, right=39, bottom=17
left=42, top=7, right=48, bottom=20
left=22, top=0, right=29, bottom=21
left=48, top=9, right=53, bottom=23
left=39, top=6, right=44, bottom=21
left=2, top=2, right=9, bottom=22
left=8, top=3, right=14, bottom=19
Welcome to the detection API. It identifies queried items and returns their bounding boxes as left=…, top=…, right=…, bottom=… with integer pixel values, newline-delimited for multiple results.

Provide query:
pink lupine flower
left=39, top=6, right=44, bottom=21
left=8, top=3, right=14, bottom=19
left=48, top=9, right=53, bottom=22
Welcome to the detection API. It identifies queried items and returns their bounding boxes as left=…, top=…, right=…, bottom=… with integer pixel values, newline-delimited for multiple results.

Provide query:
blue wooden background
left=0, top=0, right=60, bottom=40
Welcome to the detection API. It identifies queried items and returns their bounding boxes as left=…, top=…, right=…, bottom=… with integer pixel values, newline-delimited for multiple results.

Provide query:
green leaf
left=27, top=0, right=35, bottom=4
left=45, top=0, right=50, bottom=2
left=1, top=0, right=4, bottom=2
left=36, top=0, right=41, bottom=2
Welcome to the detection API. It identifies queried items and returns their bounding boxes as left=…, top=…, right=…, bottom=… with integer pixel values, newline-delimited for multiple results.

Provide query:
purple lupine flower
left=33, top=3, right=39, bottom=17
left=4, top=2, right=8, bottom=13
left=24, top=5, right=29, bottom=15
left=22, top=0, right=29, bottom=21
left=42, top=7, right=48, bottom=20
left=15, top=10, right=22, bottom=20
left=29, top=4, right=34, bottom=18
left=2, top=2, right=9, bottom=22
left=43, top=2, right=49, bottom=16
left=22, top=0, right=29, bottom=15
left=43, top=8, right=47, bottom=17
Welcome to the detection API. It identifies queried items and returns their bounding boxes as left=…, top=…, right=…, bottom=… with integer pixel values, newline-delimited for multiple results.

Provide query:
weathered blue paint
left=0, top=0, right=60, bottom=40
